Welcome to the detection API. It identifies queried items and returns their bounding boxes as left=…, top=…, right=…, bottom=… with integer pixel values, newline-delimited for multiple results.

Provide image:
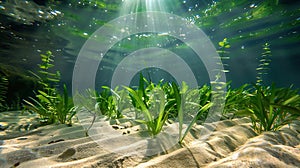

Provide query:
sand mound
left=138, top=119, right=300, bottom=168
left=0, top=111, right=299, bottom=168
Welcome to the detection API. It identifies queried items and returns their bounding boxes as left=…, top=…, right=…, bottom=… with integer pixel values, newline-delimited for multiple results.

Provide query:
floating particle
left=250, top=4, right=257, bottom=8
left=38, top=10, right=44, bottom=14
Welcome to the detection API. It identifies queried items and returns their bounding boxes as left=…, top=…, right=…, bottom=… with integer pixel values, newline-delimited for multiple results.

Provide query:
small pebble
left=0, top=122, right=8, bottom=131
left=17, top=137, right=28, bottom=140
left=48, top=139, right=65, bottom=144
left=112, top=125, right=119, bottom=129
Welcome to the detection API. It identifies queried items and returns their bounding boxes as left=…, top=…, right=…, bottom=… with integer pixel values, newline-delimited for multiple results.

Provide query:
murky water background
left=0, top=0, right=299, bottom=94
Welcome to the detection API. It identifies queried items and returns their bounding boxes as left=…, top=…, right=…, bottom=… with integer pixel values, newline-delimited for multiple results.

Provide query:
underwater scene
left=0, top=0, right=300, bottom=167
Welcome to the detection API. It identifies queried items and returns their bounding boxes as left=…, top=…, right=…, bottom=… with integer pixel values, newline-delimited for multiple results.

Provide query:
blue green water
left=0, top=0, right=299, bottom=101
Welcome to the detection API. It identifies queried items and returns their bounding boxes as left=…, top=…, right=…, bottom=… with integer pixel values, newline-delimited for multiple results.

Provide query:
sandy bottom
left=0, top=111, right=299, bottom=168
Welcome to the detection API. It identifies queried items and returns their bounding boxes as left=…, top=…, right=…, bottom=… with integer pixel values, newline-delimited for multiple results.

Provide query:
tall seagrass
left=24, top=51, right=77, bottom=125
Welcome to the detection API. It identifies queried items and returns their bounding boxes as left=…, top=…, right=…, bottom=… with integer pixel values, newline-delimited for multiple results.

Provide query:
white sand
left=0, top=111, right=299, bottom=168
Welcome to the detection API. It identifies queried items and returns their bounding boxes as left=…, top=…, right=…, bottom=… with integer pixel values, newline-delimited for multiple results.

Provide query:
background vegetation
left=0, top=1, right=299, bottom=145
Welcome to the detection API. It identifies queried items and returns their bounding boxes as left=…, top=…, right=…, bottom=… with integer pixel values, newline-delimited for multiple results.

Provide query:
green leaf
left=47, top=78, right=60, bottom=82
left=172, top=82, right=183, bottom=139
left=219, top=41, right=225, bottom=47
left=154, top=88, right=167, bottom=134
left=180, top=102, right=212, bottom=143
left=124, top=86, right=152, bottom=121
left=234, top=109, right=253, bottom=116
left=282, top=95, right=300, bottom=105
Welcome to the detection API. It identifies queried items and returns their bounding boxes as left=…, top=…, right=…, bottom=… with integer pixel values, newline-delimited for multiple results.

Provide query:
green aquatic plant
left=256, top=43, right=272, bottom=85
left=32, top=51, right=61, bottom=93
left=0, top=75, right=8, bottom=111
left=160, top=82, right=182, bottom=119
left=179, top=101, right=212, bottom=144
left=94, top=86, right=123, bottom=119
left=176, top=82, right=213, bottom=144
left=24, top=84, right=77, bottom=125
left=122, top=74, right=212, bottom=142
left=24, top=51, right=77, bottom=125
left=91, top=73, right=212, bottom=141
left=217, top=38, right=230, bottom=74
left=55, top=84, right=77, bottom=124
left=236, top=84, right=300, bottom=133
left=172, top=82, right=183, bottom=139
left=194, top=84, right=212, bottom=122
left=231, top=43, right=300, bottom=133
left=24, top=51, right=60, bottom=124
left=130, top=73, right=151, bottom=112
left=123, top=75, right=176, bottom=137
left=223, top=83, right=251, bottom=118
left=125, top=85, right=170, bottom=137
left=121, top=74, right=190, bottom=138
left=212, top=38, right=230, bottom=119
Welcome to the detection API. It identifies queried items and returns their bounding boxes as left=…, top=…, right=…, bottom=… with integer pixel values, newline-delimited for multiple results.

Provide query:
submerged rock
left=0, top=122, right=8, bottom=131
left=58, top=148, right=76, bottom=160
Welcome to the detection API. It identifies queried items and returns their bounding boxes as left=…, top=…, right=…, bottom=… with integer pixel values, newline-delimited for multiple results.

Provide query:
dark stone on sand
left=58, top=148, right=76, bottom=160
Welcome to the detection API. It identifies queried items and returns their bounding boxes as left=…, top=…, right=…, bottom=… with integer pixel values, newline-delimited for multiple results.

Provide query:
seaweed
left=232, top=43, right=300, bottom=133
left=23, top=51, right=77, bottom=125
left=0, top=74, right=8, bottom=111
